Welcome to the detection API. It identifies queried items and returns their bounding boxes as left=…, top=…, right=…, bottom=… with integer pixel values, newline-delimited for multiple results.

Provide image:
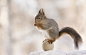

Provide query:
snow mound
left=29, top=50, right=86, bottom=55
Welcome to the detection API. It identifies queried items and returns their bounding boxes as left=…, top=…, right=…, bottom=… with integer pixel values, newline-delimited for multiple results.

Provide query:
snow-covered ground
left=30, top=50, right=86, bottom=55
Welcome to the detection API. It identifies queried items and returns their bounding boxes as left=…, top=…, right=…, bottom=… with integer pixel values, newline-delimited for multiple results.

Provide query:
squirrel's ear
left=42, top=9, right=45, bottom=15
left=41, top=9, right=46, bottom=19
left=38, top=9, right=41, bottom=13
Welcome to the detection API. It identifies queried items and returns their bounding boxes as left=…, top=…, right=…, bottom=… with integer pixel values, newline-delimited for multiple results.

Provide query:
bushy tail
left=59, top=27, right=83, bottom=49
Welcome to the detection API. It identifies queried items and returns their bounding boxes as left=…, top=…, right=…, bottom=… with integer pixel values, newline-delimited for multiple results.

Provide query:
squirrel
left=34, top=9, right=82, bottom=49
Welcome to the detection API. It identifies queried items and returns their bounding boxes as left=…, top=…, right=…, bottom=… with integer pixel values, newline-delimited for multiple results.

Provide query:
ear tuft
left=41, top=9, right=45, bottom=15
left=39, top=9, right=41, bottom=13
left=41, top=9, right=45, bottom=19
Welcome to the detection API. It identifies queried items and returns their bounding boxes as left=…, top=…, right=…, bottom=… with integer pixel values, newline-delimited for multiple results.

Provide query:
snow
left=29, top=50, right=86, bottom=55
left=67, top=50, right=86, bottom=55
left=30, top=50, right=66, bottom=55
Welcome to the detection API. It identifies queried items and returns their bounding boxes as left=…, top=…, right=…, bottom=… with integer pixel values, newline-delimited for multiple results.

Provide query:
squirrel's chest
left=41, top=30, right=50, bottom=39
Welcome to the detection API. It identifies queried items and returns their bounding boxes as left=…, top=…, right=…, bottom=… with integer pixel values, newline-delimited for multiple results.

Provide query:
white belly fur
left=36, top=27, right=51, bottom=39
left=42, top=30, right=50, bottom=39
left=39, top=29, right=50, bottom=39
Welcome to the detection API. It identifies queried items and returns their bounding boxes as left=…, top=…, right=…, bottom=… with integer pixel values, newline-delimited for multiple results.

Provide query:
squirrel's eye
left=38, top=18, right=40, bottom=19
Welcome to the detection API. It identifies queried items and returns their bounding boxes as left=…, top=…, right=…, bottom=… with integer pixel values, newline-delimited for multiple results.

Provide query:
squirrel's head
left=35, top=9, right=46, bottom=23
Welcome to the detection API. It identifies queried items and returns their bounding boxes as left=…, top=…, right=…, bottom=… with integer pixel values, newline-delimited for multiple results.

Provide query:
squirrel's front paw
left=34, top=24, right=37, bottom=26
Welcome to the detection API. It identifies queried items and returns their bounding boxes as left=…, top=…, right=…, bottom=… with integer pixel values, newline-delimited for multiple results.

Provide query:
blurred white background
left=0, top=0, right=86, bottom=55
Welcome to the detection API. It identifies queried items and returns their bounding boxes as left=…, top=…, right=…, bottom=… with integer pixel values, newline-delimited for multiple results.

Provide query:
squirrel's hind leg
left=43, top=39, right=55, bottom=44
